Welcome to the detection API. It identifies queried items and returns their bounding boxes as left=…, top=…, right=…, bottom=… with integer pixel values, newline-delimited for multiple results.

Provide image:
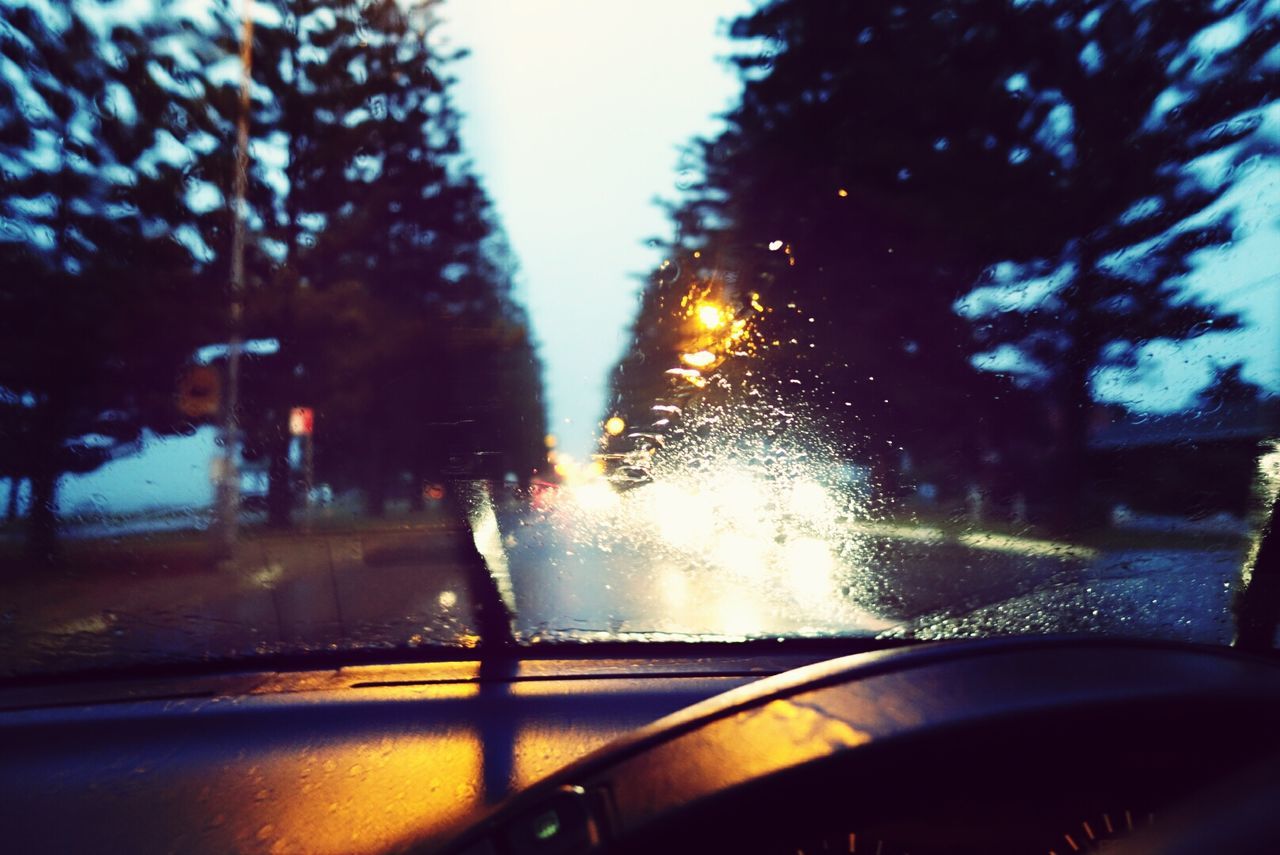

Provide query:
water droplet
left=654, top=258, right=680, bottom=286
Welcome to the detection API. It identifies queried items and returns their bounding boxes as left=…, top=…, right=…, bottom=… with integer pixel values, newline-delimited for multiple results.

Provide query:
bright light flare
left=680, top=350, right=717, bottom=369
left=782, top=537, right=838, bottom=607
left=695, top=302, right=726, bottom=330
left=711, top=532, right=770, bottom=584
left=637, top=481, right=714, bottom=550
left=569, top=479, right=621, bottom=512
left=526, top=404, right=898, bottom=639
left=604, top=416, right=626, bottom=436
left=711, top=589, right=766, bottom=637
left=787, top=479, right=835, bottom=524
left=655, top=564, right=691, bottom=611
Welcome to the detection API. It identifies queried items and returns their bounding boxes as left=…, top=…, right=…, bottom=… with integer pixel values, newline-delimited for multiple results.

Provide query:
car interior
left=4, top=630, right=1280, bottom=853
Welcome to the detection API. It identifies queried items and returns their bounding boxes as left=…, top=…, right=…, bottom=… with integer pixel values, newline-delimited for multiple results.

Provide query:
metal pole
left=213, top=0, right=255, bottom=560
left=303, top=431, right=314, bottom=529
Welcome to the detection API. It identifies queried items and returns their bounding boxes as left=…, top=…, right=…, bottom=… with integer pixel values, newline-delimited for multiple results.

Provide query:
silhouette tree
left=217, top=0, right=547, bottom=517
left=966, top=0, right=1275, bottom=530
left=1198, top=362, right=1266, bottom=412
left=214, top=0, right=384, bottom=527
left=610, top=0, right=1273, bottom=529
left=0, top=1, right=226, bottom=559
left=0, top=0, right=550, bottom=548
left=610, top=0, right=1062, bottom=499
left=295, top=0, right=544, bottom=512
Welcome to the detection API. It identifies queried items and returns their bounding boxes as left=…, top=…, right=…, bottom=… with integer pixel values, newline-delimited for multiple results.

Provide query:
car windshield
left=1, top=0, right=1278, bottom=678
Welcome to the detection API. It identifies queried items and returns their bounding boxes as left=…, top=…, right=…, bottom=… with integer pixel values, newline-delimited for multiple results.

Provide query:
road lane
left=0, top=500, right=1250, bottom=676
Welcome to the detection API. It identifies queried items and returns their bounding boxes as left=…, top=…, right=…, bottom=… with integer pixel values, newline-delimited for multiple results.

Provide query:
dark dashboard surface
left=0, top=650, right=823, bottom=854
left=2, top=640, right=1279, bottom=855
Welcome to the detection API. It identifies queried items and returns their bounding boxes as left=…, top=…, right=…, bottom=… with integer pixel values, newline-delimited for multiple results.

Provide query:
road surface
left=0, top=494, right=1249, bottom=677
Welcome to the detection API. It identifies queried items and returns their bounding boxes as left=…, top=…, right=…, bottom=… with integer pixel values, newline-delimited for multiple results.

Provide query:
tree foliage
left=0, top=0, right=225, bottom=556
left=0, top=0, right=547, bottom=555
left=609, top=0, right=1275, bottom=529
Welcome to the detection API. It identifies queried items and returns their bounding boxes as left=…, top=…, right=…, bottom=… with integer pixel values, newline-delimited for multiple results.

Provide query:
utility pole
left=212, top=0, right=254, bottom=560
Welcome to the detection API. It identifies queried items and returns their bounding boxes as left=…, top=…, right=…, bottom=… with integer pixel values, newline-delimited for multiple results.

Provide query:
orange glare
left=695, top=302, right=725, bottom=330
left=680, top=351, right=717, bottom=369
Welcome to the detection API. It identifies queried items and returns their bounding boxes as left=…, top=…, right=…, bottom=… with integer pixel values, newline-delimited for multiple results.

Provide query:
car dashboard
left=1, top=638, right=1278, bottom=854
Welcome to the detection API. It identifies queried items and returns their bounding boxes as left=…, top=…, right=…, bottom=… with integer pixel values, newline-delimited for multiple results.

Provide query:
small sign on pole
left=289, top=407, right=314, bottom=437
left=177, top=366, right=221, bottom=419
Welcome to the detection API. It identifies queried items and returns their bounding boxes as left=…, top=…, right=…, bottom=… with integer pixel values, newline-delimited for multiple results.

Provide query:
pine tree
left=966, top=0, right=1276, bottom=529
left=609, top=0, right=1273, bottom=528
left=0, top=0, right=226, bottom=559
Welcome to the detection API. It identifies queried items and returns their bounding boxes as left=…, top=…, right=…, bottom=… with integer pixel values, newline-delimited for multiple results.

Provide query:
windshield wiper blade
left=447, top=479, right=517, bottom=652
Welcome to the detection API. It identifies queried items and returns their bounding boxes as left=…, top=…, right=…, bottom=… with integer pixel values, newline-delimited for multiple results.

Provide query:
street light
left=695, top=301, right=726, bottom=331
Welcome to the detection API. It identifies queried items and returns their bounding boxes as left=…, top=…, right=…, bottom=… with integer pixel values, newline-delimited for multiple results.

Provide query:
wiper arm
left=447, top=478, right=517, bottom=652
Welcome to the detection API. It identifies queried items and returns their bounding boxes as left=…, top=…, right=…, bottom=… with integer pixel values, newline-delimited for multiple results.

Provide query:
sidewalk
left=0, top=519, right=478, bottom=677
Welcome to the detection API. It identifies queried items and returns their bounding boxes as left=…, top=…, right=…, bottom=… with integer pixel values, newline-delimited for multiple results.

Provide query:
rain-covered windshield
left=1, top=0, right=1278, bottom=676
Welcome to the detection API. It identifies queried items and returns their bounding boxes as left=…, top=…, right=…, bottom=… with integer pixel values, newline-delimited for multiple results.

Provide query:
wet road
left=0, top=499, right=1249, bottom=677
left=503, top=508, right=1243, bottom=644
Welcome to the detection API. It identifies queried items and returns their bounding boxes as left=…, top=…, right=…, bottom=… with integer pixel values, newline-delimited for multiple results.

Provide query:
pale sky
left=440, top=0, right=752, bottom=456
